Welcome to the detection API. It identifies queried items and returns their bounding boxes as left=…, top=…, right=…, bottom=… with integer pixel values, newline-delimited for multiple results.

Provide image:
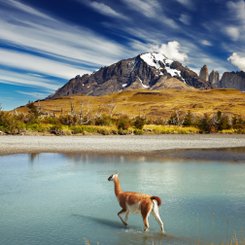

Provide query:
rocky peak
left=209, top=70, right=219, bottom=87
left=219, top=71, right=245, bottom=90
left=199, top=65, right=209, bottom=82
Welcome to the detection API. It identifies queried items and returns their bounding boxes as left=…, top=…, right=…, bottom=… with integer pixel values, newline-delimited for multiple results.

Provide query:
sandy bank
left=0, top=135, right=245, bottom=156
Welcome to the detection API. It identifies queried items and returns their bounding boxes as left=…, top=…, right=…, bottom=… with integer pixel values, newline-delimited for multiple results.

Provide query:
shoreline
left=0, top=135, right=245, bottom=161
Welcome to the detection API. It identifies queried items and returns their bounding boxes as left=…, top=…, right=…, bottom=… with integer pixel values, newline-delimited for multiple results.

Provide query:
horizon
left=0, top=0, right=245, bottom=110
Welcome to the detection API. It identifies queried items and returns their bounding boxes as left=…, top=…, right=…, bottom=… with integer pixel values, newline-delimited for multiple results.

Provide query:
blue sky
left=0, top=0, right=245, bottom=110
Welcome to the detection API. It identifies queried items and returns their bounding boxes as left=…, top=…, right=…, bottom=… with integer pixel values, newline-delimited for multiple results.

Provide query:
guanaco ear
left=108, top=174, right=114, bottom=181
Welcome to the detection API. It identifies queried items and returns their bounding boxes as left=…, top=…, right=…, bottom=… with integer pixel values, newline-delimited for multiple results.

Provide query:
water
left=0, top=153, right=244, bottom=245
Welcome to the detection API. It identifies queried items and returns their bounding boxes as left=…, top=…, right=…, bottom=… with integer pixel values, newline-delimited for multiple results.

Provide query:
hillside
left=17, top=89, right=245, bottom=121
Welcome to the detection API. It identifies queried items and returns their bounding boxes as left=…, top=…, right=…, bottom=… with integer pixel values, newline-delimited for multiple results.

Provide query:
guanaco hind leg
left=152, top=201, right=165, bottom=233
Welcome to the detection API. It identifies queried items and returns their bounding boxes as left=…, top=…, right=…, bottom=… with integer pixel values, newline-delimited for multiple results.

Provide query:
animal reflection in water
left=108, top=173, right=165, bottom=233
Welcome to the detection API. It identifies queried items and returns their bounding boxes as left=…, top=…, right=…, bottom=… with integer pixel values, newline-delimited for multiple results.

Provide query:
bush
left=94, top=114, right=113, bottom=126
left=183, top=111, right=194, bottom=127
left=133, top=116, right=145, bottom=130
left=70, top=126, right=84, bottom=134
left=59, top=114, right=80, bottom=126
left=50, top=123, right=64, bottom=135
left=0, top=111, right=25, bottom=134
left=26, top=123, right=47, bottom=133
left=133, top=129, right=144, bottom=135
left=198, top=114, right=212, bottom=133
left=116, top=115, right=131, bottom=130
left=213, top=111, right=231, bottom=131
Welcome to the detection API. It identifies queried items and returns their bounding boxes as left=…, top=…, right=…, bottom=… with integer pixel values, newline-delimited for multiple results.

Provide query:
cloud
left=16, top=91, right=50, bottom=99
left=0, top=68, right=60, bottom=91
left=0, top=48, right=90, bottom=79
left=0, top=0, right=53, bottom=20
left=121, top=0, right=178, bottom=29
left=0, top=0, right=137, bottom=81
left=88, top=1, right=128, bottom=20
left=201, top=39, right=212, bottom=46
left=179, top=14, right=191, bottom=25
left=122, top=0, right=160, bottom=18
left=153, top=41, right=188, bottom=63
left=225, top=26, right=240, bottom=41
left=228, top=52, right=245, bottom=71
left=227, top=0, right=245, bottom=23
left=176, top=0, right=194, bottom=9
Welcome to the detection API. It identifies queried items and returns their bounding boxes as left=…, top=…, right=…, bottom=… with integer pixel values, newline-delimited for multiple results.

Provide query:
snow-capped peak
left=140, top=52, right=173, bottom=69
left=140, top=52, right=183, bottom=80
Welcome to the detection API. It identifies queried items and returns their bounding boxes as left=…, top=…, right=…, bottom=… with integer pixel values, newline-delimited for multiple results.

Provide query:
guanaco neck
left=113, top=176, right=123, bottom=197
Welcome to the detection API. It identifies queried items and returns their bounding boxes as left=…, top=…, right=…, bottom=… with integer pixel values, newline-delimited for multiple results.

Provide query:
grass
left=144, top=124, right=200, bottom=134
left=15, top=89, right=245, bottom=122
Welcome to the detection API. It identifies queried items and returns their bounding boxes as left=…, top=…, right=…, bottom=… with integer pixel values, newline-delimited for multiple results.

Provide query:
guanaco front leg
left=117, top=209, right=128, bottom=226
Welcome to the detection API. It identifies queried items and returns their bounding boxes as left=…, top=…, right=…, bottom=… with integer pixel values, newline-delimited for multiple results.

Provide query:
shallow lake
left=0, top=153, right=244, bottom=245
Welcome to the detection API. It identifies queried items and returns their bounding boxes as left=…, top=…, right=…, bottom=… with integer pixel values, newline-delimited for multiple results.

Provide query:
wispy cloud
left=88, top=1, right=128, bottom=20
left=122, top=0, right=178, bottom=29
left=0, top=0, right=54, bottom=20
left=175, top=0, right=195, bottom=10
left=0, top=0, right=138, bottom=95
left=200, top=39, right=212, bottom=46
left=122, top=0, right=160, bottom=18
left=179, top=14, right=191, bottom=25
left=0, top=48, right=89, bottom=79
left=16, top=90, right=50, bottom=99
left=0, top=68, right=60, bottom=91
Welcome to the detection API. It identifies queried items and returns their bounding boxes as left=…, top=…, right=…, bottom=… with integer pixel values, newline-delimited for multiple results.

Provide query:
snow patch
left=140, top=52, right=172, bottom=69
left=137, top=76, right=149, bottom=88
left=140, top=52, right=185, bottom=81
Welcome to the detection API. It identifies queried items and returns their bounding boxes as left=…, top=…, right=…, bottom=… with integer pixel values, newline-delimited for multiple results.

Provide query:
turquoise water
left=0, top=153, right=244, bottom=245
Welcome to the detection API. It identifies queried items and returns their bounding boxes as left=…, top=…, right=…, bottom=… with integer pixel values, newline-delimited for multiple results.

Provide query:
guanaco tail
left=108, top=173, right=165, bottom=233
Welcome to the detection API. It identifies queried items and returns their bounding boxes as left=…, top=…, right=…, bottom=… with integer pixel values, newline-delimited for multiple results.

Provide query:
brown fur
left=151, top=196, right=162, bottom=206
left=109, top=174, right=165, bottom=232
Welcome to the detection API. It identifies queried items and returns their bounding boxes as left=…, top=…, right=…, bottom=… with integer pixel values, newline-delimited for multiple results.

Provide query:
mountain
left=49, top=52, right=210, bottom=99
left=219, top=71, right=245, bottom=90
left=199, top=65, right=208, bottom=82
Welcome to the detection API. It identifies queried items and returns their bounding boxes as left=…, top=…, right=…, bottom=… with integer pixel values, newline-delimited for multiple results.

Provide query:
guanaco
left=108, top=173, right=165, bottom=233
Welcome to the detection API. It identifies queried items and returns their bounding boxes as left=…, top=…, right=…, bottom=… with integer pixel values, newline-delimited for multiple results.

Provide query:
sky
left=0, top=0, right=245, bottom=110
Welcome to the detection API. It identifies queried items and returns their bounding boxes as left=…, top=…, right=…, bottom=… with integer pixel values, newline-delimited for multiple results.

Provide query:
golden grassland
left=16, top=88, right=245, bottom=120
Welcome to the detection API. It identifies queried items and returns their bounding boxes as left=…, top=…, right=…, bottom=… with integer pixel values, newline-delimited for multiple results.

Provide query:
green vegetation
left=0, top=102, right=244, bottom=135
left=1, top=89, right=244, bottom=135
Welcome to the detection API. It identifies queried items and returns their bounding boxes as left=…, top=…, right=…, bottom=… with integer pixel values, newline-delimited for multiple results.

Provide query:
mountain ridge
left=48, top=52, right=210, bottom=99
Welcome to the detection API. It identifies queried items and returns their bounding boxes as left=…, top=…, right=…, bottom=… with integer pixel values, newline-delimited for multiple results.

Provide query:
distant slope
left=17, top=89, right=245, bottom=121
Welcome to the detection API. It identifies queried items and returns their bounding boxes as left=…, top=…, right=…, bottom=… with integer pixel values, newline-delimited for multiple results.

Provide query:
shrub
left=133, top=116, right=145, bottom=130
left=183, top=111, right=194, bottom=127
left=116, top=115, right=131, bottom=130
left=198, top=114, right=212, bottom=133
left=49, top=123, right=64, bottom=135
left=0, top=111, right=25, bottom=134
left=133, top=129, right=144, bottom=135
left=26, top=123, right=47, bottom=133
left=94, top=114, right=113, bottom=126
left=213, top=111, right=231, bottom=131
left=70, top=126, right=84, bottom=134
left=59, top=114, right=80, bottom=126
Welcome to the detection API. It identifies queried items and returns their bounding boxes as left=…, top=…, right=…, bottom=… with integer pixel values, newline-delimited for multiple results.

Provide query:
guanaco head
left=108, top=173, right=118, bottom=181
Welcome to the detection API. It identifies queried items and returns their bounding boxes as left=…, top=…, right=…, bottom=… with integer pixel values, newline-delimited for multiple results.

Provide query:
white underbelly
left=126, top=202, right=141, bottom=214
